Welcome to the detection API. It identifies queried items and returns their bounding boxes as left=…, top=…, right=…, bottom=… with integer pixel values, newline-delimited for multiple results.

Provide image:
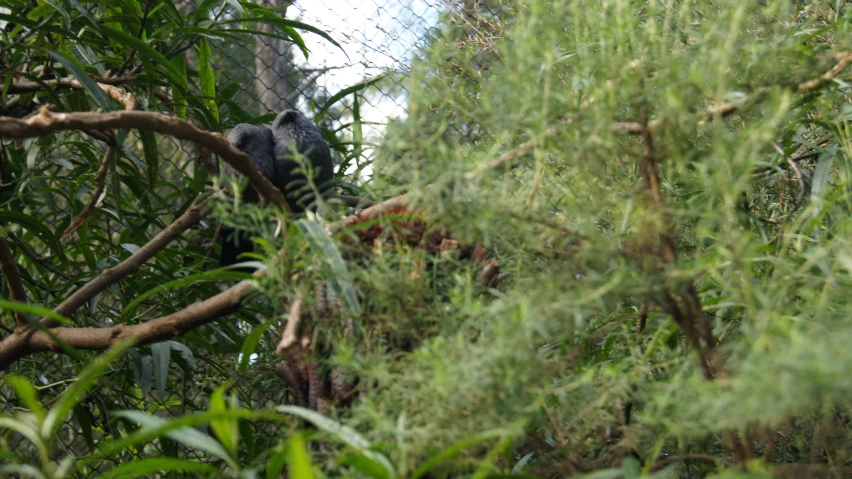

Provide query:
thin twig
left=60, top=135, right=117, bottom=242
left=328, top=194, right=376, bottom=208
left=612, top=52, right=852, bottom=135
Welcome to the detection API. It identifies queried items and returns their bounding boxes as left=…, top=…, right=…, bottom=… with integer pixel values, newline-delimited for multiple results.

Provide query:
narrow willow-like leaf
left=99, top=26, right=183, bottom=82
left=46, top=50, right=113, bottom=111
left=0, top=211, right=68, bottom=263
left=287, top=433, right=316, bottom=479
left=239, top=317, right=278, bottom=371
left=139, top=130, right=159, bottom=191
left=98, top=457, right=220, bottom=478
left=4, top=376, right=46, bottom=423
left=0, top=299, right=71, bottom=326
left=197, top=37, right=219, bottom=123
left=209, top=385, right=239, bottom=457
left=277, top=406, right=394, bottom=478
left=152, top=342, right=170, bottom=402
left=296, top=219, right=361, bottom=316
left=352, top=93, right=363, bottom=161
left=41, top=341, right=135, bottom=438
left=121, top=267, right=249, bottom=321
left=410, top=430, right=510, bottom=479
left=170, top=55, right=188, bottom=118
left=316, top=73, right=388, bottom=121
left=114, top=410, right=234, bottom=464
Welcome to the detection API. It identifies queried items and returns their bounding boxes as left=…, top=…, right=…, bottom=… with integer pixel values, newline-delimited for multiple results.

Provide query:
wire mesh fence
left=0, top=0, right=445, bottom=475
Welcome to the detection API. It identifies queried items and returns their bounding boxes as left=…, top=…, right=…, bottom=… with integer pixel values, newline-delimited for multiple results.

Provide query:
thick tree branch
left=0, top=275, right=257, bottom=370
left=0, top=107, right=289, bottom=209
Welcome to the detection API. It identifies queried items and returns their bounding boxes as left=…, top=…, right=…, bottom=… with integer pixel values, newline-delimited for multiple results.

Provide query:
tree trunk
left=254, top=0, right=292, bottom=114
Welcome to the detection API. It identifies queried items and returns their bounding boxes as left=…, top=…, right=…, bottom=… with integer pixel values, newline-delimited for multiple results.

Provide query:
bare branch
left=276, top=298, right=303, bottom=355
left=60, top=136, right=117, bottom=242
left=7, top=76, right=139, bottom=93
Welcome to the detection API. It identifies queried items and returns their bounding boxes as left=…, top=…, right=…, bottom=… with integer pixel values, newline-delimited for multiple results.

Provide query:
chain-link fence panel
left=1, top=0, right=446, bottom=476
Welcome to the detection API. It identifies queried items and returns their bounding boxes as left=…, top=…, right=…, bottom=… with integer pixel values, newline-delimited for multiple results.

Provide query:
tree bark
left=255, top=0, right=293, bottom=114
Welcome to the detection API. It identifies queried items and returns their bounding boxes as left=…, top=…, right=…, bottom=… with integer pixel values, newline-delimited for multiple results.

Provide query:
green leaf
left=296, top=219, right=361, bottom=316
left=0, top=210, right=68, bottom=264
left=72, top=403, right=95, bottom=449
left=41, top=341, right=135, bottom=438
left=99, top=458, right=219, bottom=478
left=151, top=342, right=170, bottom=402
left=139, top=130, right=159, bottom=191
left=287, top=433, right=316, bottom=479
left=121, top=267, right=248, bottom=321
left=352, top=93, right=363, bottom=161
left=209, top=384, right=239, bottom=457
left=0, top=464, right=47, bottom=479
left=0, top=417, right=45, bottom=453
left=114, top=410, right=234, bottom=464
left=277, top=406, right=395, bottom=478
left=232, top=11, right=344, bottom=52
left=197, top=37, right=219, bottom=124
left=193, top=0, right=221, bottom=22
left=316, top=74, right=388, bottom=122
left=266, top=442, right=287, bottom=479
left=239, top=317, right=277, bottom=371
left=99, top=26, right=183, bottom=82
left=170, top=55, right=188, bottom=118
left=338, top=453, right=392, bottom=479
left=0, top=299, right=71, bottom=326
left=471, top=430, right=515, bottom=479
left=5, top=376, right=46, bottom=423
left=411, top=430, right=510, bottom=479
left=66, top=0, right=101, bottom=29
left=46, top=50, right=113, bottom=112
left=811, top=150, right=836, bottom=199
left=41, top=0, right=72, bottom=27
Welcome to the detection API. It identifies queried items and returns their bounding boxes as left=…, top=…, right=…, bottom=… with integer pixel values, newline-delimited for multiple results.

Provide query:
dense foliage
left=1, top=0, right=851, bottom=478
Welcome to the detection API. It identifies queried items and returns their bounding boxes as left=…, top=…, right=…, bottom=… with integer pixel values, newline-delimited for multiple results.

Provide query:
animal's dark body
left=219, top=109, right=334, bottom=268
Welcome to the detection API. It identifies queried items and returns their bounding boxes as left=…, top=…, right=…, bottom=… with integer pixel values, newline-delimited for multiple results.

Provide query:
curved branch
left=8, top=76, right=139, bottom=93
left=0, top=107, right=289, bottom=209
left=60, top=135, right=117, bottom=242
left=45, top=196, right=215, bottom=327
left=0, top=275, right=257, bottom=370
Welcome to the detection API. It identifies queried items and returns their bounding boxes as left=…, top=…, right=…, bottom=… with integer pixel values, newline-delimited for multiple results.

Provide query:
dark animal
left=220, top=110, right=334, bottom=268
left=270, top=109, right=335, bottom=213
